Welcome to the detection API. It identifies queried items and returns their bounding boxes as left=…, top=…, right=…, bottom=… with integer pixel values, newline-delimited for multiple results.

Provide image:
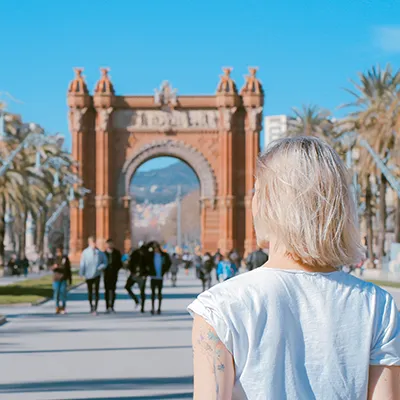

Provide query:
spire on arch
left=216, top=67, right=238, bottom=94
left=68, top=68, right=89, bottom=94
left=240, top=67, right=263, bottom=95
left=94, top=68, right=115, bottom=95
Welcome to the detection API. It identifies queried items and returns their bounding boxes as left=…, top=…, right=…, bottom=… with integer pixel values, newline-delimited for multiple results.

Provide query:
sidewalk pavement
left=0, top=270, right=200, bottom=400
left=359, top=268, right=400, bottom=283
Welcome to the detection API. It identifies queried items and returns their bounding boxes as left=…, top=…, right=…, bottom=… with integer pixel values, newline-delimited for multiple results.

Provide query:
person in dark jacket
left=147, top=242, right=171, bottom=315
left=246, top=248, right=269, bottom=271
left=8, top=254, right=20, bottom=276
left=52, top=247, right=72, bottom=314
left=19, top=257, right=30, bottom=277
left=199, top=252, right=214, bottom=292
left=125, top=242, right=149, bottom=313
left=104, top=239, right=123, bottom=313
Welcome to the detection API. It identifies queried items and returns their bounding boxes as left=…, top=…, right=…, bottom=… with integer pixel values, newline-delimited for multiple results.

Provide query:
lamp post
left=176, top=185, right=182, bottom=249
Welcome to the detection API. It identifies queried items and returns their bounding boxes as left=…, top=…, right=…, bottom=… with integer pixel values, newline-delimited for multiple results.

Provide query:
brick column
left=241, top=67, right=264, bottom=255
left=217, top=107, right=237, bottom=253
left=243, top=107, right=263, bottom=255
left=68, top=107, right=89, bottom=262
left=94, top=107, right=113, bottom=250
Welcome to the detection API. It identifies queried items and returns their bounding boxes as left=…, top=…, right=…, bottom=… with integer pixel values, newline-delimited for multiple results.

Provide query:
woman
left=52, top=247, right=72, bottom=314
left=188, top=137, right=400, bottom=399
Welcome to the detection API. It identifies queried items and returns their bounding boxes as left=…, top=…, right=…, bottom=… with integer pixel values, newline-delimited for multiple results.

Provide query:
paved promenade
left=0, top=271, right=199, bottom=400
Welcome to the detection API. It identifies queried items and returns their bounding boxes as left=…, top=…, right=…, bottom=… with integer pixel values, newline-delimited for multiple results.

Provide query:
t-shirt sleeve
left=187, top=290, right=233, bottom=354
left=370, top=291, right=400, bottom=366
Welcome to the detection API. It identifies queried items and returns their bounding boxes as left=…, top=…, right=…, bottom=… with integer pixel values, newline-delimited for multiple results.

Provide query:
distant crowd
left=48, top=237, right=270, bottom=316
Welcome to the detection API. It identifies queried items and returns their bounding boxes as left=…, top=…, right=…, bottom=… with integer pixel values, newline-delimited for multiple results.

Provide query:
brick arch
left=120, top=139, right=217, bottom=201
left=67, top=69, right=263, bottom=260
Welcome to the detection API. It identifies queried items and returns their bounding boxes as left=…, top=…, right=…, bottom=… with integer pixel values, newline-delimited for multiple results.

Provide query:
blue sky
left=2, top=0, right=400, bottom=171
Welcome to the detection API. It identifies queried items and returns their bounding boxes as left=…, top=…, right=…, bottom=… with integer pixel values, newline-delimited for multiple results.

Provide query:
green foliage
left=0, top=271, right=84, bottom=305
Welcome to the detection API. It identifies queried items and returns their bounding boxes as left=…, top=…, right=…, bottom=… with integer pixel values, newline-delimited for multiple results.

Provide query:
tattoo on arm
left=194, top=321, right=229, bottom=399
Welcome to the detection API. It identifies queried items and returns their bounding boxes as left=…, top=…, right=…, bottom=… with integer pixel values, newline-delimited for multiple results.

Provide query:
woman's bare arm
left=192, top=314, right=235, bottom=400
left=368, top=366, right=400, bottom=400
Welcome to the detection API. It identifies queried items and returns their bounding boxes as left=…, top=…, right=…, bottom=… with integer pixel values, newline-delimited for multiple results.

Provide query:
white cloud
left=374, top=26, right=400, bottom=53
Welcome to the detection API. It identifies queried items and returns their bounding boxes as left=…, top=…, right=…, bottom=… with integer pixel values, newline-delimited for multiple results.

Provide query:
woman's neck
left=263, top=239, right=337, bottom=273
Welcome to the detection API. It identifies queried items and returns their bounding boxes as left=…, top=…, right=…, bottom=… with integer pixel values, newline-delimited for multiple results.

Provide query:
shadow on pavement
left=0, top=345, right=191, bottom=355
left=66, top=292, right=198, bottom=301
left=6, top=310, right=192, bottom=319
left=61, top=393, right=193, bottom=400
left=0, top=376, right=193, bottom=393
left=0, top=325, right=192, bottom=335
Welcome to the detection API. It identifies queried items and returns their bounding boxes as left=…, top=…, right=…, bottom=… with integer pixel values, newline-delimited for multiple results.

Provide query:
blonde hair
left=254, top=136, right=362, bottom=269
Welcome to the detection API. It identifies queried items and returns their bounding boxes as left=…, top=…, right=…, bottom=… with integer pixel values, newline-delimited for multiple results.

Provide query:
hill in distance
left=130, top=161, right=200, bottom=204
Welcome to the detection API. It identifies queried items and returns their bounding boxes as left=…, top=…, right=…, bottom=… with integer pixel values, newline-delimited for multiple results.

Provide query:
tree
left=343, top=64, right=400, bottom=264
left=0, top=109, right=84, bottom=267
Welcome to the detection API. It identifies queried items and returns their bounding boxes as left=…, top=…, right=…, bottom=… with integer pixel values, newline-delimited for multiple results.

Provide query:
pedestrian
left=194, top=247, right=202, bottom=279
left=79, top=236, right=107, bottom=315
left=182, top=252, right=191, bottom=275
left=104, top=239, right=122, bottom=313
left=213, top=249, right=222, bottom=264
left=216, top=253, right=237, bottom=283
left=188, top=137, right=400, bottom=399
left=19, top=256, right=30, bottom=277
left=7, top=254, right=20, bottom=276
left=170, top=252, right=181, bottom=287
left=51, top=247, right=72, bottom=314
left=199, top=252, right=214, bottom=291
left=246, top=247, right=268, bottom=270
left=229, top=248, right=241, bottom=272
left=148, top=242, right=171, bottom=315
left=125, top=242, right=149, bottom=313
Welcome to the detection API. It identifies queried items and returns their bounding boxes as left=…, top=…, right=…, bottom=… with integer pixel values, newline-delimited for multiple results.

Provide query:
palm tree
left=0, top=110, right=79, bottom=267
left=288, top=104, right=346, bottom=158
left=343, top=64, right=400, bottom=264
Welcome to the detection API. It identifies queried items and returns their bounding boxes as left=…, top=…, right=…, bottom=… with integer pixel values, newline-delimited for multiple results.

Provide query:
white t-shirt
left=188, top=268, right=400, bottom=400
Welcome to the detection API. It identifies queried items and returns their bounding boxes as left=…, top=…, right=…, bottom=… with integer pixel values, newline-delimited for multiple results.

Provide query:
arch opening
left=129, top=156, right=201, bottom=251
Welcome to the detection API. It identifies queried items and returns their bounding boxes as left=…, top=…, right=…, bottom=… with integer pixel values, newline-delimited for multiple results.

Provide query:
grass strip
left=0, top=272, right=84, bottom=305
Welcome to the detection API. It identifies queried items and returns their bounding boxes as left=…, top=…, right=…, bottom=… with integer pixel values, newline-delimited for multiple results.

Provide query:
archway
left=120, top=139, right=217, bottom=253
left=67, top=67, right=264, bottom=261
left=129, top=156, right=201, bottom=251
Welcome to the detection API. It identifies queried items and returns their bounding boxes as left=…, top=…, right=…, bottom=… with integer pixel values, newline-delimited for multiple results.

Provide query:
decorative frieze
left=114, top=109, right=220, bottom=132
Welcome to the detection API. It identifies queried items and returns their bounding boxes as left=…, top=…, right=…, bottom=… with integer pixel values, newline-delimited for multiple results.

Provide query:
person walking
left=170, top=252, right=181, bottom=287
left=125, top=242, right=149, bottom=313
left=80, top=236, right=107, bottom=315
left=19, top=256, right=30, bottom=277
left=104, top=239, right=122, bottom=313
left=188, top=137, right=400, bottom=399
left=199, top=252, right=214, bottom=291
left=51, top=247, right=72, bottom=314
left=216, top=253, right=237, bottom=283
left=229, top=248, right=241, bottom=272
left=7, top=254, right=20, bottom=276
left=246, top=247, right=269, bottom=271
left=148, top=242, right=171, bottom=315
left=193, top=247, right=202, bottom=279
